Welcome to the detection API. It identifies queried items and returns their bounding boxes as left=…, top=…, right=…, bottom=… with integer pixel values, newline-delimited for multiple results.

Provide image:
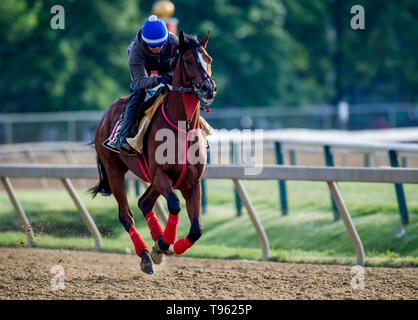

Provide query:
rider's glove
left=158, top=74, right=172, bottom=85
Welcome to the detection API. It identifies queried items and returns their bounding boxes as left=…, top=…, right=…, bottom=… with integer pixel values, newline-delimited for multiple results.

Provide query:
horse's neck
left=165, top=92, right=185, bottom=124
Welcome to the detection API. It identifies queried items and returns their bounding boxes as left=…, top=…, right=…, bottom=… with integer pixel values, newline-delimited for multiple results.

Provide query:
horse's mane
left=178, top=34, right=200, bottom=51
left=170, top=33, right=201, bottom=74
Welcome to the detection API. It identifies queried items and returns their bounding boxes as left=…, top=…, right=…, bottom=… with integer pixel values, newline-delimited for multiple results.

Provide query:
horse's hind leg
left=103, top=158, right=154, bottom=274
left=175, top=180, right=202, bottom=255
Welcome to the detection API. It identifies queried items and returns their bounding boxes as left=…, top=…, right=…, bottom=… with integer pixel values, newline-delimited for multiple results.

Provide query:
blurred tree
left=0, top=0, right=417, bottom=113
left=0, top=0, right=144, bottom=112
left=340, top=0, right=418, bottom=103
left=0, top=0, right=43, bottom=112
left=283, top=0, right=418, bottom=104
left=282, top=0, right=335, bottom=104
left=166, top=0, right=311, bottom=107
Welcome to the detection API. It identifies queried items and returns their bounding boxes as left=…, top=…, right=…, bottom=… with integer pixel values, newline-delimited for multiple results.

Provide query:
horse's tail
left=89, top=157, right=112, bottom=198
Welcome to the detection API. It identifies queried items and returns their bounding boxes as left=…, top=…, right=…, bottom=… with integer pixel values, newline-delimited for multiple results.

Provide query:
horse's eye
left=184, top=58, right=192, bottom=65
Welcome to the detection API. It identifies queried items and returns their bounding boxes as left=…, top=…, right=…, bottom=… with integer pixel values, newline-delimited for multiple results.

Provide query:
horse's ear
left=200, top=31, right=210, bottom=48
left=179, top=30, right=186, bottom=44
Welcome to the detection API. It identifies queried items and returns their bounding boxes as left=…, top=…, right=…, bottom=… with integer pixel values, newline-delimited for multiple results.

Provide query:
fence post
left=327, top=181, right=365, bottom=266
left=61, top=177, right=102, bottom=251
left=135, top=180, right=140, bottom=196
left=24, top=148, right=48, bottom=190
left=63, top=148, right=87, bottom=189
left=233, top=179, right=269, bottom=261
left=201, top=179, right=206, bottom=214
left=289, top=149, right=297, bottom=165
left=274, top=142, right=288, bottom=215
left=230, top=142, right=242, bottom=216
left=1, top=177, right=35, bottom=247
left=201, top=152, right=209, bottom=214
left=388, top=150, right=409, bottom=225
left=5, top=122, right=13, bottom=144
left=125, top=180, right=129, bottom=194
left=323, top=145, right=340, bottom=220
left=364, top=153, right=371, bottom=167
left=68, top=120, right=76, bottom=141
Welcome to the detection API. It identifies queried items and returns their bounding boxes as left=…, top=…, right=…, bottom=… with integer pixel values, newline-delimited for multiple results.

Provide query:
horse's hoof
left=140, top=251, right=154, bottom=275
left=151, top=244, right=164, bottom=265
left=151, top=237, right=174, bottom=264
left=166, top=244, right=175, bottom=256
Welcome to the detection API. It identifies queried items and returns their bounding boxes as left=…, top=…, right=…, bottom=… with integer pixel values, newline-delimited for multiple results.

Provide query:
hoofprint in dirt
left=0, top=247, right=416, bottom=300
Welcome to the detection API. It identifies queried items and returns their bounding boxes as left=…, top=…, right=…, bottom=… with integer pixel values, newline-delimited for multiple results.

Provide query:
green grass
left=0, top=179, right=417, bottom=267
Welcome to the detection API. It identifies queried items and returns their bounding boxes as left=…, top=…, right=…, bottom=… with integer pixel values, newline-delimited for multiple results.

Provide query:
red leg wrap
left=163, top=213, right=180, bottom=244
left=145, top=211, right=163, bottom=241
left=129, top=226, right=148, bottom=257
left=173, top=236, right=195, bottom=255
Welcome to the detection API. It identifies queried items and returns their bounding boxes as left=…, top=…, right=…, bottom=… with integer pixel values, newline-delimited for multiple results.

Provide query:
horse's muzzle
left=198, top=79, right=217, bottom=105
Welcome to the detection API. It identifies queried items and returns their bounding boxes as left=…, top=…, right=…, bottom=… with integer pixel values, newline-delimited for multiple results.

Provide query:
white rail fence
left=0, top=142, right=93, bottom=190
left=206, top=131, right=418, bottom=223
left=1, top=134, right=418, bottom=223
left=1, top=163, right=418, bottom=266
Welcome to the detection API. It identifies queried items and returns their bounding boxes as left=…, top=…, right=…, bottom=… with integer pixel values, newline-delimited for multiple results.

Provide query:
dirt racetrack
left=0, top=247, right=416, bottom=300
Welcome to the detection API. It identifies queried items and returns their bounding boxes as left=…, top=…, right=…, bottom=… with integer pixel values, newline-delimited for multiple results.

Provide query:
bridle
left=167, top=44, right=216, bottom=107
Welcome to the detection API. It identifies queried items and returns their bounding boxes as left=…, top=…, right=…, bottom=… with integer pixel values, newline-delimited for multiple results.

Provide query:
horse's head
left=172, top=30, right=217, bottom=105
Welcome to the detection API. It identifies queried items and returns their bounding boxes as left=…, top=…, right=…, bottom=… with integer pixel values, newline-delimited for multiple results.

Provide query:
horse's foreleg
left=138, top=185, right=163, bottom=242
left=175, top=180, right=202, bottom=255
left=152, top=169, right=181, bottom=251
left=105, top=164, right=153, bottom=274
left=138, top=185, right=168, bottom=265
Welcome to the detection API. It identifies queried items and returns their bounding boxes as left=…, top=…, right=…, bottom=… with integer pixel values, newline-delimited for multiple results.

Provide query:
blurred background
left=0, top=0, right=417, bottom=143
left=0, top=1, right=417, bottom=265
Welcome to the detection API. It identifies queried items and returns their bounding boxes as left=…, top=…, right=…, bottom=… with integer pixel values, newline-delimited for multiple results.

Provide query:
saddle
left=102, top=87, right=165, bottom=153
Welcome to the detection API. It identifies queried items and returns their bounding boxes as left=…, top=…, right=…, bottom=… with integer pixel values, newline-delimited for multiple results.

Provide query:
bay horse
left=90, top=30, right=217, bottom=274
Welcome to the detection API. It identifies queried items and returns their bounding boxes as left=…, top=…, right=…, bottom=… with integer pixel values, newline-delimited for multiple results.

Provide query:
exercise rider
left=118, top=15, right=179, bottom=155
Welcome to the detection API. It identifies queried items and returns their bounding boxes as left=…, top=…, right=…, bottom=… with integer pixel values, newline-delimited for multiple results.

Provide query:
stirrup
left=119, top=143, right=136, bottom=156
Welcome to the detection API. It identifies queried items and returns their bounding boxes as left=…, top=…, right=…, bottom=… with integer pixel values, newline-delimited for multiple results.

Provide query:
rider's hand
left=158, top=74, right=172, bottom=85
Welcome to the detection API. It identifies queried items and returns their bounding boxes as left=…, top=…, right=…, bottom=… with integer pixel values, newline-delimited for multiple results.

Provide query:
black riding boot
left=118, top=84, right=145, bottom=155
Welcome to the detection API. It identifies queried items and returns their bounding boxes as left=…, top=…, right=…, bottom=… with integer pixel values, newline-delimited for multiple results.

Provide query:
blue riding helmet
left=141, top=15, right=168, bottom=46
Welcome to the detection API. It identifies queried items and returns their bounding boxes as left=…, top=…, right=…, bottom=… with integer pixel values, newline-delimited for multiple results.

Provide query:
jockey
left=118, top=15, right=179, bottom=155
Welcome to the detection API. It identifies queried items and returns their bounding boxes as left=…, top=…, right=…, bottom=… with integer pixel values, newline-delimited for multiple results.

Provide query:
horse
left=90, top=30, right=217, bottom=274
